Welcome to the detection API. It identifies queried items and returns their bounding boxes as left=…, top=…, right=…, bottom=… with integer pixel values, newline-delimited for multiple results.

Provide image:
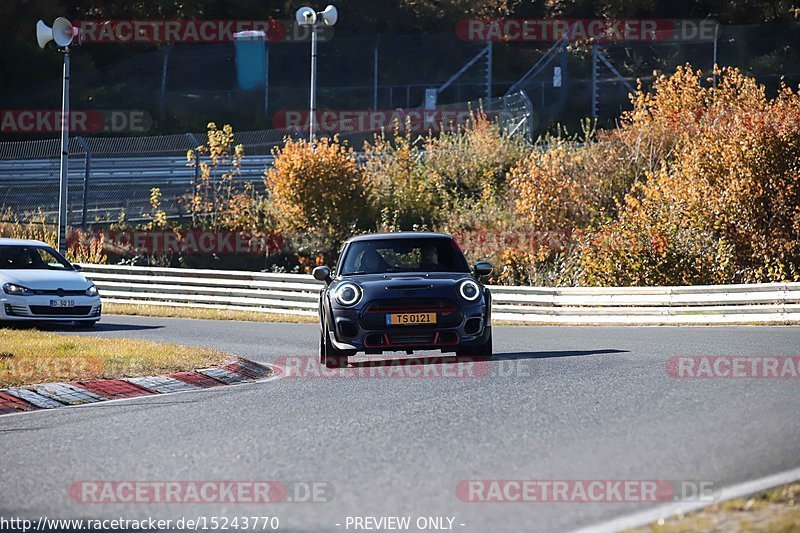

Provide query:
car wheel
left=75, top=320, right=98, bottom=328
left=321, top=323, right=350, bottom=369
left=457, top=327, right=492, bottom=358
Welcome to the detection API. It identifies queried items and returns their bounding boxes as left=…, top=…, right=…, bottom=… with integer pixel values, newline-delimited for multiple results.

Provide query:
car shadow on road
left=20, top=322, right=164, bottom=332
left=347, top=349, right=627, bottom=368
left=490, top=349, right=628, bottom=362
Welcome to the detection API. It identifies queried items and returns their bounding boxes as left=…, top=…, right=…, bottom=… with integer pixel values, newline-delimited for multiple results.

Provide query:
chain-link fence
left=504, top=23, right=800, bottom=130
left=0, top=92, right=532, bottom=227
left=4, top=23, right=798, bottom=137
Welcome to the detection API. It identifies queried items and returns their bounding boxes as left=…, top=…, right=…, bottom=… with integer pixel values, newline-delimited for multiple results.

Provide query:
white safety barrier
left=79, top=264, right=800, bottom=324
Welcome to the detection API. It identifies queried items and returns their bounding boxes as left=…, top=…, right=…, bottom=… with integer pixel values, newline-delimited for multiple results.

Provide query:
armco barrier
left=79, top=264, right=800, bottom=324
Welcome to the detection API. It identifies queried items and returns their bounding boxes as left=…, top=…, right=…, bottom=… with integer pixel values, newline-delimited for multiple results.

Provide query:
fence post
left=373, top=34, right=380, bottom=110
left=486, top=41, right=493, bottom=100
left=159, top=45, right=172, bottom=120
left=591, top=45, right=598, bottom=118
left=76, top=136, right=92, bottom=229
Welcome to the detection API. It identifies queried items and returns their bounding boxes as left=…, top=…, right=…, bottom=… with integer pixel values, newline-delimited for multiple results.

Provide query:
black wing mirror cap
left=474, top=261, right=493, bottom=278
left=312, top=266, right=332, bottom=283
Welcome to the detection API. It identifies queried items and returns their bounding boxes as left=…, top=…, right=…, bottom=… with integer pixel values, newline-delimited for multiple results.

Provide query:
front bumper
left=0, top=294, right=102, bottom=322
left=328, top=299, right=489, bottom=353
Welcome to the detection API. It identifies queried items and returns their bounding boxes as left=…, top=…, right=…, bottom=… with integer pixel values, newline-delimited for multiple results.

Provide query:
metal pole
left=373, top=35, right=379, bottom=110
left=590, top=45, right=598, bottom=119
left=159, top=45, right=171, bottom=120
left=264, top=40, right=270, bottom=117
left=57, top=47, right=70, bottom=254
left=309, top=25, right=318, bottom=142
left=486, top=41, right=493, bottom=100
left=712, top=23, right=719, bottom=88
left=77, top=136, right=91, bottom=229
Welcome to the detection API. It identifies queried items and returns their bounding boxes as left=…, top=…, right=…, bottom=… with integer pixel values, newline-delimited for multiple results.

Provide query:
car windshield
left=0, top=245, right=74, bottom=271
left=339, top=237, right=470, bottom=275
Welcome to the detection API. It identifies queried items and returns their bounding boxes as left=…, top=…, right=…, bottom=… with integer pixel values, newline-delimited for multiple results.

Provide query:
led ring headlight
left=335, top=282, right=362, bottom=306
left=459, top=279, right=481, bottom=301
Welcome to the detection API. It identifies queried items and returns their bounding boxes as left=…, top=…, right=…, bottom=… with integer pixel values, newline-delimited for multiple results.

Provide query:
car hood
left=0, top=269, right=91, bottom=290
left=334, top=272, right=477, bottom=302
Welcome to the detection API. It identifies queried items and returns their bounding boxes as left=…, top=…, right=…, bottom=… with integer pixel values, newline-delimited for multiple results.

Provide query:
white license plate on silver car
left=50, top=299, right=75, bottom=308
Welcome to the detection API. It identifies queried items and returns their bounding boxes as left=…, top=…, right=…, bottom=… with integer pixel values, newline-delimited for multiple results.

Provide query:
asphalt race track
left=1, top=316, right=799, bottom=532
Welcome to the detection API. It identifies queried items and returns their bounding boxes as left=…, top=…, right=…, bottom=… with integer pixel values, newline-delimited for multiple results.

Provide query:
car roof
left=0, top=238, right=51, bottom=247
left=345, top=232, right=453, bottom=243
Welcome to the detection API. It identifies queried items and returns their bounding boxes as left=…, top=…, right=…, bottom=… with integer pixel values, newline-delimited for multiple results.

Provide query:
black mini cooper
left=313, top=232, right=493, bottom=368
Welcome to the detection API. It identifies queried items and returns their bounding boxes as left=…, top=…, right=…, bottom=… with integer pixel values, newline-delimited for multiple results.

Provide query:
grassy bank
left=104, top=302, right=317, bottom=323
left=630, top=483, right=800, bottom=533
left=0, top=328, right=228, bottom=387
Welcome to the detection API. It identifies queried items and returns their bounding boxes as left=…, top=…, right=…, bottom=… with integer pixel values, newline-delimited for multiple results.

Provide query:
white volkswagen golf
left=0, top=238, right=101, bottom=327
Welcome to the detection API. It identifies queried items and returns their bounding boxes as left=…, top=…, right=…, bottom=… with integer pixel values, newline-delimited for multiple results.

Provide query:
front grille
left=388, top=331, right=436, bottom=344
left=366, top=299, right=454, bottom=313
left=30, top=289, right=86, bottom=296
left=29, top=306, right=93, bottom=316
left=365, top=330, right=459, bottom=347
left=361, top=299, right=462, bottom=330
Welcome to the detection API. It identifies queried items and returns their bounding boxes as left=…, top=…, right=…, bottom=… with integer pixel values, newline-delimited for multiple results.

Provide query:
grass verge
left=629, top=483, right=799, bottom=533
left=105, top=303, right=316, bottom=323
left=0, top=327, right=228, bottom=388
left=105, top=303, right=796, bottom=327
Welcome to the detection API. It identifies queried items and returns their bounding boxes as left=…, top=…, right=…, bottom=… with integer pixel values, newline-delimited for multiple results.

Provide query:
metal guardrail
left=0, top=92, right=533, bottom=226
left=80, top=264, right=800, bottom=324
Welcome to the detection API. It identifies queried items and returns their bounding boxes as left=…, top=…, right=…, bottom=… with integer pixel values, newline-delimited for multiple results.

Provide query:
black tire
left=75, top=320, right=98, bottom=328
left=321, top=323, right=350, bottom=369
left=457, top=327, right=492, bottom=358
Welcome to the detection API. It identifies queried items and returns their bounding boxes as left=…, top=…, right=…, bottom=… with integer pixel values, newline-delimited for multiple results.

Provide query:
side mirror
left=474, top=261, right=492, bottom=278
left=312, top=265, right=332, bottom=283
left=73, top=264, right=83, bottom=271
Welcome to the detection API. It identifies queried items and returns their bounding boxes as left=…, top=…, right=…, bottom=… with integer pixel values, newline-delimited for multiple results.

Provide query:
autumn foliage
left=259, top=67, right=800, bottom=284
left=579, top=67, right=800, bottom=284
left=265, top=136, right=371, bottom=246
left=29, top=65, right=796, bottom=284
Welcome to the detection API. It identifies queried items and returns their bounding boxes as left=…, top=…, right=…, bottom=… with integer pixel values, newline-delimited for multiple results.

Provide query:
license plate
left=386, top=312, right=436, bottom=325
left=50, top=299, right=75, bottom=308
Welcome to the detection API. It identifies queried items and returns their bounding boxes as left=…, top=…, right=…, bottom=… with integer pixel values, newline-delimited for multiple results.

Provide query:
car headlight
left=334, top=282, right=362, bottom=306
left=85, top=284, right=99, bottom=297
left=3, top=283, right=32, bottom=296
left=459, top=279, right=481, bottom=301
